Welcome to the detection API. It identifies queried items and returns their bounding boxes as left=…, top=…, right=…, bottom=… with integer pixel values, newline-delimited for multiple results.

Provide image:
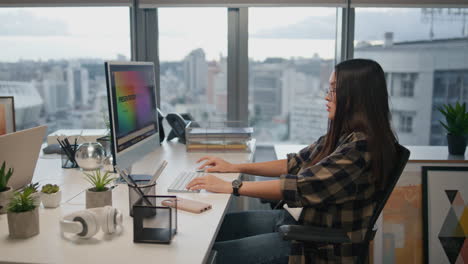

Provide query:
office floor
left=227, top=145, right=276, bottom=212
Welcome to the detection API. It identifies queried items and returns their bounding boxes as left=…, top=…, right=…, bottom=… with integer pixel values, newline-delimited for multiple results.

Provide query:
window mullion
left=227, top=7, right=248, bottom=124
left=335, top=0, right=355, bottom=62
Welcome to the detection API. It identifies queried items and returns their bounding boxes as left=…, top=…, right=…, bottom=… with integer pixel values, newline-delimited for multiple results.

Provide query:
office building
left=355, top=35, right=468, bottom=145
left=250, top=61, right=284, bottom=122
left=209, top=57, right=228, bottom=119
left=0, top=81, right=43, bottom=130
left=67, top=64, right=90, bottom=109
left=183, top=48, right=208, bottom=98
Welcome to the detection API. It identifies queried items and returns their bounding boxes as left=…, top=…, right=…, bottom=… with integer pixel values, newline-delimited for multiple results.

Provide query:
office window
left=400, top=73, right=417, bottom=97
left=355, top=8, right=468, bottom=146
left=399, top=113, right=413, bottom=133
left=0, top=7, right=130, bottom=134
left=433, top=75, right=445, bottom=99
left=464, top=74, right=468, bottom=101
left=386, top=72, right=417, bottom=97
left=249, top=7, right=336, bottom=145
left=158, top=8, right=227, bottom=122
left=430, top=70, right=468, bottom=145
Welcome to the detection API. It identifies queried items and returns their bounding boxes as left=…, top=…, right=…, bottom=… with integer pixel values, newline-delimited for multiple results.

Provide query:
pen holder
left=61, top=147, right=78, bottom=169
left=133, top=195, right=177, bottom=244
left=128, top=180, right=156, bottom=217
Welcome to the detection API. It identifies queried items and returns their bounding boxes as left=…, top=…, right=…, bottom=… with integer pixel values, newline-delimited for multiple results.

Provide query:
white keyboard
left=167, top=171, right=206, bottom=193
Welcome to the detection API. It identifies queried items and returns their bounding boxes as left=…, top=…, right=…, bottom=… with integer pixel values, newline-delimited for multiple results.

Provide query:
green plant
left=8, top=189, right=36, bottom=213
left=0, top=161, right=14, bottom=192
left=437, top=102, right=468, bottom=136
left=24, top=182, right=39, bottom=193
left=83, top=170, right=114, bottom=192
left=41, top=184, right=60, bottom=194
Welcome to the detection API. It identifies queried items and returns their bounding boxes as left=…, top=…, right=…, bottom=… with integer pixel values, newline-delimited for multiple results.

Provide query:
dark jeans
left=212, top=210, right=297, bottom=264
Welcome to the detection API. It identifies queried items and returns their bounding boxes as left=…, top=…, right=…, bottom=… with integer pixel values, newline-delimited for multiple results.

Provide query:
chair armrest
left=279, top=225, right=351, bottom=244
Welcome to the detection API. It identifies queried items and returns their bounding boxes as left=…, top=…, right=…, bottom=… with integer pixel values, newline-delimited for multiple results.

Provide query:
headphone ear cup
left=101, top=206, right=115, bottom=234
left=75, top=210, right=100, bottom=239
left=90, top=206, right=117, bottom=234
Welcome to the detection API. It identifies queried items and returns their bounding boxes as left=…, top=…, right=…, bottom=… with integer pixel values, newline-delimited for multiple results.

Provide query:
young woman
left=187, top=59, right=398, bottom=263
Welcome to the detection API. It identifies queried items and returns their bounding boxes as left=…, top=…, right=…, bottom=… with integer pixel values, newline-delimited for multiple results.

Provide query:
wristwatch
left=232, top=179, right=243, bottom=196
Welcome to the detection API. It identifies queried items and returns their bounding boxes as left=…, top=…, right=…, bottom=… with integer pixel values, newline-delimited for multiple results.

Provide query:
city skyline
left=2, top=33, right=468, bottom=145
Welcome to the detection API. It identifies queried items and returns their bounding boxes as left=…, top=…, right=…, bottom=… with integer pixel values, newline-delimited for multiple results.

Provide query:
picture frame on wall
left=422, top=166, right=468, bottom=264
left=0, top=96, right=16, bottom=135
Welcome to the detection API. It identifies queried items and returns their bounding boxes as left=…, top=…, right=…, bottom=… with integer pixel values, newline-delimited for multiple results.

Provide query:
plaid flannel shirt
left=280, top=132, right=375, bottom=264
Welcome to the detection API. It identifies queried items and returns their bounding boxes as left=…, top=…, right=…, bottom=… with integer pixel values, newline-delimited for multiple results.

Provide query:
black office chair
left=278, top=144, right=410, bottom=264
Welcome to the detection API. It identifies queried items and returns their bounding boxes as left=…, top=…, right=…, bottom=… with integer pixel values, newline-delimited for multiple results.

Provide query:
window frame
left=4, top=0, right=468, bottom=146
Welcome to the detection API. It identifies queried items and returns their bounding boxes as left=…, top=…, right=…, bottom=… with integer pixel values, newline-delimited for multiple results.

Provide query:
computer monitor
left=105, top=61, right=160, bottom=174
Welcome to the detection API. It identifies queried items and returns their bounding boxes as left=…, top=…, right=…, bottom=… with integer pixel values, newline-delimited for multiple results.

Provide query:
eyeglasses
left=326, top=87, right=336, bottom=98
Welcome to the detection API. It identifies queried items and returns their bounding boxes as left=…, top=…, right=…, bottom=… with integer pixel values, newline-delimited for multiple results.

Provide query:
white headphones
left=60, top=206, right=123, bottom=239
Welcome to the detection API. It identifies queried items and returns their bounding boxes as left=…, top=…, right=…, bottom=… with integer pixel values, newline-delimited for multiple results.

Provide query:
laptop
left=0, top=125, right=47, bottom=190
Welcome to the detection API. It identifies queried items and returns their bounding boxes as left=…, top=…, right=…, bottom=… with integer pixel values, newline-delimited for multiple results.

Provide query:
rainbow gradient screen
left=109, top=64, right=158, bottom=152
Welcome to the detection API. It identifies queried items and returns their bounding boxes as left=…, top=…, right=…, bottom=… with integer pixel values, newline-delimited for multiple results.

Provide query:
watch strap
left=232, top=180, right=242, bottom=196
left=233, top=186, right=240, bottom=196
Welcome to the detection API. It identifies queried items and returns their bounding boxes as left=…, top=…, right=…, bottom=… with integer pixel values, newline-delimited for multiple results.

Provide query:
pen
left=57, top=138, right=74, bottom=165
left=64, top=137, right=71, bottom=151
left=149, top=160, right=167, bottom=186
left=114, top=166, right=136, bottom=187
left=114, top=166, right=153, bottom=206
left=120, top=170, right=154, bottom=203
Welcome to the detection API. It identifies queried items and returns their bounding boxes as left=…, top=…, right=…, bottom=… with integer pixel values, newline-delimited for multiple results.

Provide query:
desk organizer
left=61, top=147, right=78, bottom=169
left=128, top=180, right=156, bottom=217
left=133, top=195, right=177, bottom=244
left=185, top=121, right=253, bottom=153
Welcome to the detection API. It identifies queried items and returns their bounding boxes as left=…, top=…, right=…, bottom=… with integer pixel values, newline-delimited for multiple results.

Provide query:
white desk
left=0, top=141, right=254, bottom=264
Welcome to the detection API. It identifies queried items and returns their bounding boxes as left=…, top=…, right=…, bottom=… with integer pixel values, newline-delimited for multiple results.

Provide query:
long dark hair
left=311, top=59, right=397, bottom=190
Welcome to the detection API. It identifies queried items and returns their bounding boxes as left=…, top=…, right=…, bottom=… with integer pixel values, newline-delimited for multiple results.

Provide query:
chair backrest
left=359, top=144, right=410, bottom=260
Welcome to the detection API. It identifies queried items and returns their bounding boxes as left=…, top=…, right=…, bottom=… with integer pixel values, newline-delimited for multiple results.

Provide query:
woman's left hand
left=186, top=174, right=232, bottom=194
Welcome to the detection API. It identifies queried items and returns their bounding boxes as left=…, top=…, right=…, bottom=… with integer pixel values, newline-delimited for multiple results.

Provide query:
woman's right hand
left=196, top=156, right=240, bottom=173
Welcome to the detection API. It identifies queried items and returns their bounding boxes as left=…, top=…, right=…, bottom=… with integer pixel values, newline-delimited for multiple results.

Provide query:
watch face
left=232, top=179, right=241, bottom=188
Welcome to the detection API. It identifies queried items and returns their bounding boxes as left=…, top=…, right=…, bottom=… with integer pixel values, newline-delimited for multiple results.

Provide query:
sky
left=0, top=7, right=466, bottom=62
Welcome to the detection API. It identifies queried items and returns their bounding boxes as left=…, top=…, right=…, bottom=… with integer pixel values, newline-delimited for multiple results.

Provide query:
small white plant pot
left=41, top=191, right=62, bottom=208
left=7, top=207, right=40, bottom=239
left=86, top=188, right=112, bottom=209
left=31, top=192, right=41, bottom=208
left=0, top=187, right=13, bottom=214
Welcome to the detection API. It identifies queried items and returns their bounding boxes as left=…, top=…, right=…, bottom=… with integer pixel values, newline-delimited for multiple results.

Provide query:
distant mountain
left=251, top=15, right=336, bottom=39
left=355, top=9, right=465, bottom=41
left=250, top=9, right=467, bottom=41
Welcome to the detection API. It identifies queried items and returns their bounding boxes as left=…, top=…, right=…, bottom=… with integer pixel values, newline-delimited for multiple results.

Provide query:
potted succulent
left=0, top=161, right=14, bottom=214
left=24, top=182, right=41, bottom=207
left=84, top=169, right=114, bottom=209
left=7, top=188, right=39, bottom=238
left=41, top=184, right=61, bottom=208
left=438, top=102, right=468, bottom=155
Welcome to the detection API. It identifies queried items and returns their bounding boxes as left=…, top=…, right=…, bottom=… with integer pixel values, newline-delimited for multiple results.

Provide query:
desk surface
left=274, top=144, right=468, bottom=163
left=0, top=141, right=254, bottom=264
